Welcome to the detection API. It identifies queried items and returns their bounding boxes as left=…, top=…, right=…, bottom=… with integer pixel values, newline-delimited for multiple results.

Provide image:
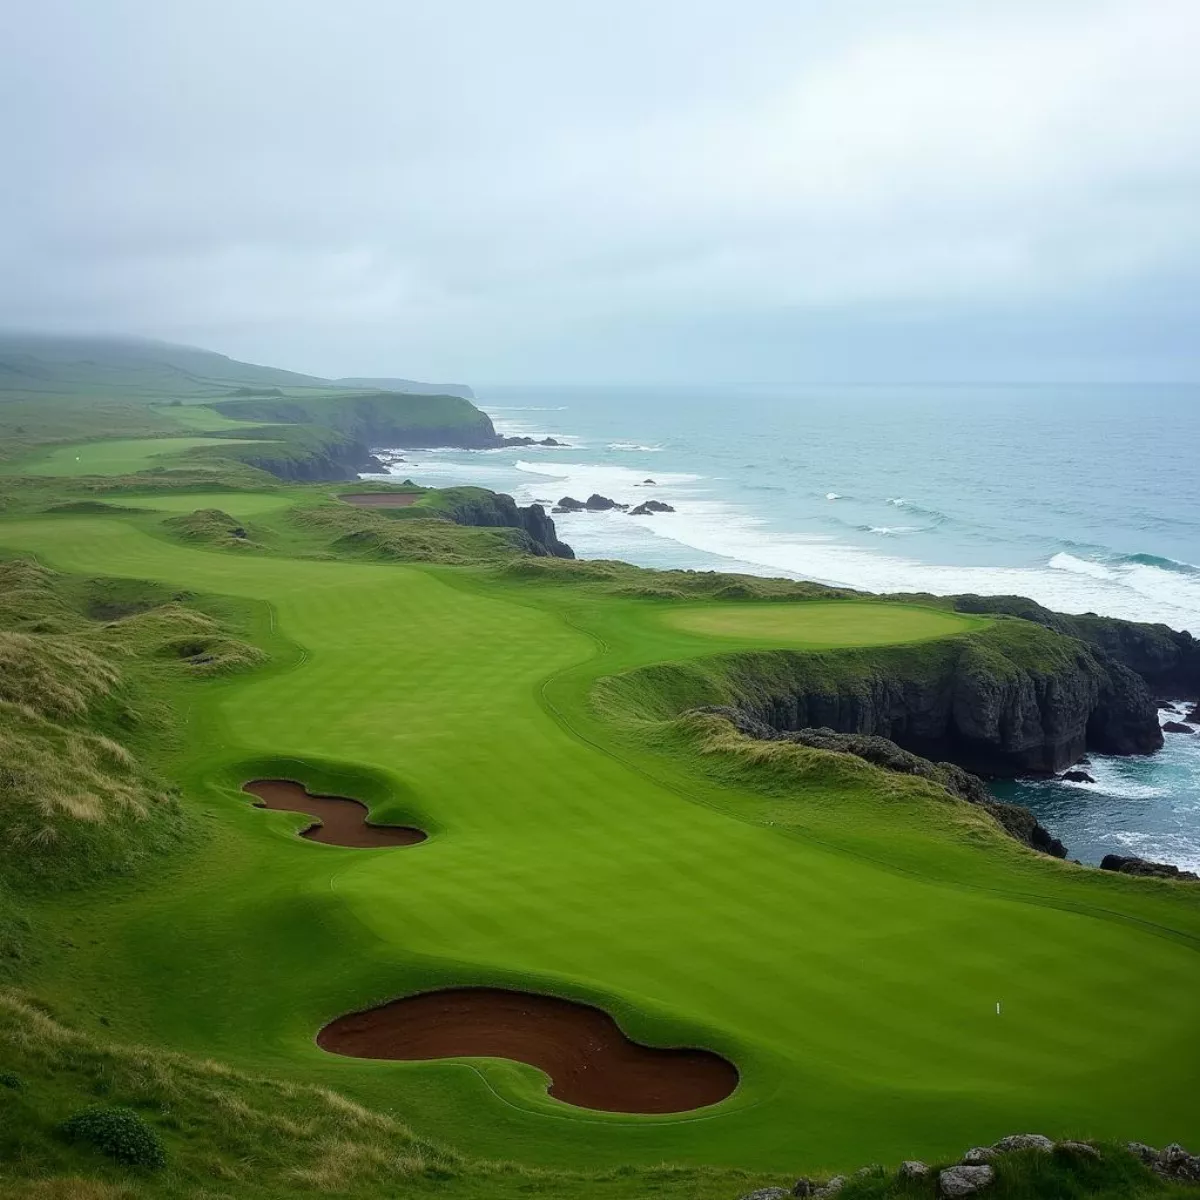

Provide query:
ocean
left=368, top=382, right=1200, bottom=870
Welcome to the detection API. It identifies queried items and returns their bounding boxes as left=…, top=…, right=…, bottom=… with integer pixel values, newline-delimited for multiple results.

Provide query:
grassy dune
left=0, top=498, right=1197, bottom=1193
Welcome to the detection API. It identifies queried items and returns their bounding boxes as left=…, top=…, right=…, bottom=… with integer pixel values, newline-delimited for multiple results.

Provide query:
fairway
left=661, top=599, right=978, bottom=645
left=2, top=509, right=1198, bottom=1177
left=14, top=436, right=268, bottom=476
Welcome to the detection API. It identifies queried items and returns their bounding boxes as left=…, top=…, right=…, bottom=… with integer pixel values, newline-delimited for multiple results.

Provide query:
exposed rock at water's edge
left=1101, top=854, right=1199, bottom=881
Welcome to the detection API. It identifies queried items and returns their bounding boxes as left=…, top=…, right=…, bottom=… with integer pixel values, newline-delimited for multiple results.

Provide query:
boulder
left=1156, top=1143, right=1200, bottom=1182
left=739, top=1190, right=791, bottom=1200
left=629, top=500, right=676, bottom=516
left=1056, top=1140, right=1101, bottom=1158
left=1162, top=720, right=1194, bottom=733
left=961, top=1147, right=995, bottom=1164
left=643, top=478, right=657, bottom=484
left=1187, top=704, right=1200, bottom=724
left=791, top=1182, right=818, bottom=1198
left=1060, top=769, right=1096, bottom=783
left=1127, top=1142, right=1158, bottom=1163
left=813, top=1177, right=845, bottom=1198
left=939, top=1164, right=994, bottom=1196
left=584, top=493, right=627, bottom=511
left=993, top=1133, right=1054, bottom=1153
left=555, top=496, right=586, bottom=511
left=1101, top=854, right=1199, bottom=881
left=899, top=1161, right=929, bottom=1178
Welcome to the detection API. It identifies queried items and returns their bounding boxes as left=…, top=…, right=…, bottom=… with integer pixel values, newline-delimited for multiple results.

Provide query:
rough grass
left=290, top=500, right=540, bottom=564
left=0, top=991, right=766, bottom=1200
left=161, top=508, right=262, bottom=550
left=0, top=559, right=262, bottom=889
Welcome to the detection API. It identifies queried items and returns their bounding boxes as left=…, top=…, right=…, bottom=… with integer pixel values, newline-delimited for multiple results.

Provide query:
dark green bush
left=0, top=1071, right=22, bottom=1089
left=61, top=1104, right=166, bottom=1168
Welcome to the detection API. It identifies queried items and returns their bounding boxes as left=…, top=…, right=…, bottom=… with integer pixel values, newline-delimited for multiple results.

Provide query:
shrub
left=61, top=1104, right=166, bottom=1168
left=0, top=1071, right=22, bottom=1089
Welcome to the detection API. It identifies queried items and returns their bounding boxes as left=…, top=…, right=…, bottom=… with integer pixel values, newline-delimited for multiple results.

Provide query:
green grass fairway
left=2, top=508, right=1198, bottom=1178
left=14, top=436, right=267, bottom=476
left=662, top=599, right=979, bottom=646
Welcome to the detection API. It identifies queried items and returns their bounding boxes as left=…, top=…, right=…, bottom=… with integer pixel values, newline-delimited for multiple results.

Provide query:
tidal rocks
left=1060, top=769, right=1096, bottom=783
left=585, top=493, right=627, bottom=511
left=555, top=496, right=585, bottom=511
left=498, top=435, right=563, bottom=447
left=1162, top=720, right=1195, bottom=733
left=629, top=500, right=676, bottom=516
left=939, top=1164, right=994, bottom=1196
left=1101, top=854, right=1199, bottom=881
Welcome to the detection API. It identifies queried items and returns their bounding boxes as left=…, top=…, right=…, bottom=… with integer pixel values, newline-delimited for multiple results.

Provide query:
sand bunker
left=317, top=987, right=738, bottom=1113
left=242, top=779, right=426, bottom=847
left=339, top=493, right=422, bottom=508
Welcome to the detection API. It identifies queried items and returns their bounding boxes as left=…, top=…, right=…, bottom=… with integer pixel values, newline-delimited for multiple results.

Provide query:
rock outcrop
left=704, top=709, right=1067, bottom=856
left=1100, top=854, right=1199, bottom=881
left=439, top=492, right=574, bottom=559
left=952, top=594, right=1200, bottom=695
left=1129, top=1141, right=1200, bottom=1182
left=939, top=1164, right=994, bottom=1196
left=689, top=626, right=1161, bottom=776
left=736, top=1134, right=1156, bottom=1200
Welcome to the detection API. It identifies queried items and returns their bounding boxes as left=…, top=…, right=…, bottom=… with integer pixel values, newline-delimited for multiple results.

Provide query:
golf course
left=2, top=342, right=1199, bottom=1200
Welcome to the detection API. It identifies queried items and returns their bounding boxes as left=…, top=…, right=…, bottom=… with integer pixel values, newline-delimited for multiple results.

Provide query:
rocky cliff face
left=668, top=624, right=1162, bottom=777
left=437, top=490, right=574, bottom=559
left=952, top=594, right=1200, bottom=696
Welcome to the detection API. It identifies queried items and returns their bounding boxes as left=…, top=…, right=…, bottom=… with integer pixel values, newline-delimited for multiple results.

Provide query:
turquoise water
left=368, top=382, right=1200, bottom=867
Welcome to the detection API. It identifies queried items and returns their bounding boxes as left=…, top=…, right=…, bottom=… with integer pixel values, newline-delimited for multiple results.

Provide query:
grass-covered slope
left=209, top=390, right=498, bottom=448
left=0, top=335, right=499, bottom=473
left=0, top=500, right=1196, bottom=1186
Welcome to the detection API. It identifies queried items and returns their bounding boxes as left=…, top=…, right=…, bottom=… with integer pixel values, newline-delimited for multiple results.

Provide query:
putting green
left=14, top=436, right=268, bottom=476
left=661, top=600, right=976, bottom=646
left=3, top=510, right=1198, bottom=1175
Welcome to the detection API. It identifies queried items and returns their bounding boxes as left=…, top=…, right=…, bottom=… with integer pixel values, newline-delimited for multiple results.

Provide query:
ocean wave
left=825, top=492, right=841, bottom=501
left=1116, top=552, right=1200, bottom=575
left=607, top=442, right=663, bottom=452
left=886, top=498, right=951, bottom=524
left=1048, top=552, right=1114, bottom=581
left=859, top=525, right=919, bottom=536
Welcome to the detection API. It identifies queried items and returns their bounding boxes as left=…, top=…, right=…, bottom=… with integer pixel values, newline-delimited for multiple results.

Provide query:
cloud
left=1, top=0, right=1198, bottom=380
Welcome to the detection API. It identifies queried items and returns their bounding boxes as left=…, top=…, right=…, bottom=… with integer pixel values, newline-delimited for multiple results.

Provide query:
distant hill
left=0, top=334, right=470, bottom=401
left=0, top=333, right=487, bottom=464
left=336, top=376, right=474, bottom=399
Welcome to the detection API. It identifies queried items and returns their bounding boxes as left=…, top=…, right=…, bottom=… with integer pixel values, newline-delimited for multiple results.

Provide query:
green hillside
left=0, top=470, right=1196, bottom=1200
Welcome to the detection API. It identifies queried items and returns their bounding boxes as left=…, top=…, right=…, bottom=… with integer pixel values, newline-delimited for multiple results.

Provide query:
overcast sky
left=3, top=0, right=1199, bottom=383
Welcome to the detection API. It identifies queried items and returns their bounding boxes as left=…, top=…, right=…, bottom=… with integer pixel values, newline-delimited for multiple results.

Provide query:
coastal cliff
left=604, top=619, right=1161, bottom=777
left=421, top=486, right=575, bottom=558
left=951, top=593, right=1200, bottom=695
